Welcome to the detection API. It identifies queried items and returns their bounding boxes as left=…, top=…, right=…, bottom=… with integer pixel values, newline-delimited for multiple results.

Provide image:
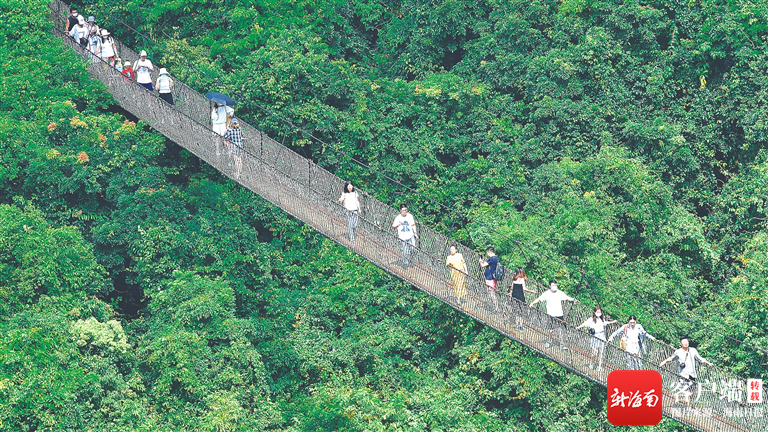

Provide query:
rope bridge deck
left=48, top=2, right=764, bottom=431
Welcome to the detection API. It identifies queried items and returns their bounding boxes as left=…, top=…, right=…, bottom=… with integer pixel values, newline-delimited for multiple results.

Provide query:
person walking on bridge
left=608, top=315, right=657, bottom=370
left=479, top=247, right=502, bottom=312
left=65, top=7, right=82, bottom=33
left=338, top=183, right=362, bottom=242
left=446, top=245, right=467, bottom=306
left=508, top=267, right=535, bottom=329
left=392, top=205, right=417, bottom=267
left=156, top=68, right=174, bottom=105
left=68, top=19, right=88, bottom=48
left=660, top=337, right=713, bottom=401
left=212, top=102, right=234, bottom=156
left=85, top=16, right=99, bottom=41
left=223, top=118, right=244, bottom=180
left=134, top=50, right=154, bottom=91
left=529, top=280, right=579, bottom=349
left=576, top=306, right=617, bottom=370
left=99, top=29, right=117, bottom=69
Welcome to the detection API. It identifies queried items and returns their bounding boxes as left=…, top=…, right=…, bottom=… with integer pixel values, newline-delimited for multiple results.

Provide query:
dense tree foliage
left=1, top=0, right=766, bottom=430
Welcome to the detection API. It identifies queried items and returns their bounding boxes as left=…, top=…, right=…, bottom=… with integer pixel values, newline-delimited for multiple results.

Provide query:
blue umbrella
left=205, top=92, right=236, bottom=106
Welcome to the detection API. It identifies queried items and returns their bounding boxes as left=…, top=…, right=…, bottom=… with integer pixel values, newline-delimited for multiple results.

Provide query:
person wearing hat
left=87, top=27, right=101, bottom=62
left=155, top=68, right=174, bottom=105
left=134, top=50, right=154, bottom=91
left=85, top=16, right=100, bottom=40
left=223, top=118, right=244, bottom=179
left=99, top=29, right=117, bottom=68
left=122, top=61, right=135, bottom=83
left=68, top=18, right=88, bottom=47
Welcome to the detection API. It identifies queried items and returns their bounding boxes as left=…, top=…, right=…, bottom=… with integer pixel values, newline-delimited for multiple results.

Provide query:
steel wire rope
left=66, top=1, right=767, bottom=363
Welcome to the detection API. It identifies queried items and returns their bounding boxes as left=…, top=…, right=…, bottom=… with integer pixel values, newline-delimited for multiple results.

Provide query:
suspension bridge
left=49, top=2, right=764, bottom=430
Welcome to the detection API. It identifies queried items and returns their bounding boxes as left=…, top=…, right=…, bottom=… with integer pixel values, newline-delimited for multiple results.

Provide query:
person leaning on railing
left=608, top=315, right=656, bottom=370
left=660, top=336, right=713, bottom=401
left=575, top=306, right=617, bottom=370
left=529, top=280, right=579, bottom=350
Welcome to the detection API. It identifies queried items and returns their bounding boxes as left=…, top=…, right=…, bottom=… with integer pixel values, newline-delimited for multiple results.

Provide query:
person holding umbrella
left=206, top=93, right=236, bottom=156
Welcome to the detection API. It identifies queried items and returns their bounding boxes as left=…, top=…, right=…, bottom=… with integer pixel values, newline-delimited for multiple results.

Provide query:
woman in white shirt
left=338, top=183, right=361, bottom=242
left=99, top=29, right=117, bottom=68
left=156, top=68, right=174, bottom=105
left=576, top=307, right=617, bottom=370
left=608, top=315, right=657, bottom=370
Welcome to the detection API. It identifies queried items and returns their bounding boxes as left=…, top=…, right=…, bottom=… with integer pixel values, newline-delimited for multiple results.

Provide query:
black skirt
left=510, top=283, right=525, bottom=302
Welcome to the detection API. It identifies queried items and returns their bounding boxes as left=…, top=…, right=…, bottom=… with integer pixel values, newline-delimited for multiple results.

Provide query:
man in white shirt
left=530, top=280, right=578, bottom=349
left=660, top=337, right=713, bottom=398
left=392, top=205, right=417, bottom=267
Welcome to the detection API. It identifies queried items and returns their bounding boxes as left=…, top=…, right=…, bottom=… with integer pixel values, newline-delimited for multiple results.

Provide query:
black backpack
left=493, top=262, right=505, bottom=281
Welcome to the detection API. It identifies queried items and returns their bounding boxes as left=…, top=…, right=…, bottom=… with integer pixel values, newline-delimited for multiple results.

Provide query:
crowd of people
left=63, top=7, right=715, bottom=394
left=340, top=184, right=715, bottom=390
left=65, top=6, right=244, bottom=178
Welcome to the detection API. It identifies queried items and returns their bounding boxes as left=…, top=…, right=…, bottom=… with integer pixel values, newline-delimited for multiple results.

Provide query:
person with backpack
left=508, top=268, right=535, bottom=329
left=338, top=182, right=362, bottom=242
left=660, top=337, right=713, bottom=399
left=479, top=247, right=502, bottom=312
left=529, top=280, right=579, bottom=349
left=446, top=245, right=468, bottom=306
left=392, top=205, right=417, bottom=267
left=85, top=16, right=99, bottom=40
left=156, top=68, right=174, bottom=105
left=608, top=315, right=657, bottom=370
left=575, top=306, right=617, bottom=370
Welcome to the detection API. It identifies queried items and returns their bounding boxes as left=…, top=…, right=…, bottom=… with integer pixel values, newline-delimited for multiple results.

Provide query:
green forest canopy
left=1, top=0, right=766, bottom=430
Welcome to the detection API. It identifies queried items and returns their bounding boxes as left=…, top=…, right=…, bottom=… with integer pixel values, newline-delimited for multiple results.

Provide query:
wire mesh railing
left=48, top=2, right=766, bottom=431
left=76, top=0, right=768, bottom=371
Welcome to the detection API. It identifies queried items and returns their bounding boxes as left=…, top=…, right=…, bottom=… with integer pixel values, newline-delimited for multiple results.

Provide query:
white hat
left=139, top=50, right=147, bottom=57
left=159, top=68, right=168, bottom=75
left=100, top=29, right=109, bottom=36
